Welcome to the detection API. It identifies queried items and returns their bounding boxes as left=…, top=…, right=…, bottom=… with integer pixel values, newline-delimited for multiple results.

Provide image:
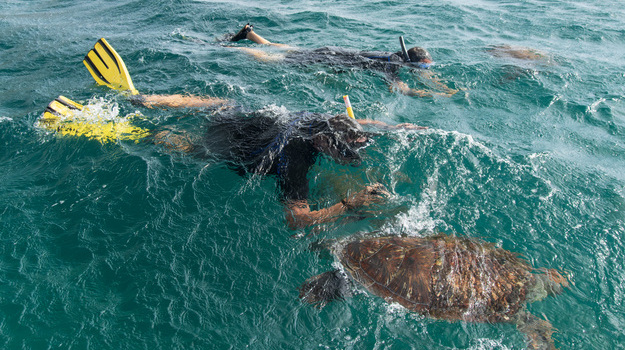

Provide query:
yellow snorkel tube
left=343, top=95, right=355, bottom=119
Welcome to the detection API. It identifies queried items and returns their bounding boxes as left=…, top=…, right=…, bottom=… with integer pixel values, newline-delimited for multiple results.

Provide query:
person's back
left=196, top=110, right=281, bottom=170
left=194, top=110, right=320, bottom=198
left=284, top=46, right=402, bottom=74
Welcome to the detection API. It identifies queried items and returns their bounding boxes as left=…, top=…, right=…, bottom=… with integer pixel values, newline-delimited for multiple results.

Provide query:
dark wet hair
left=197, top=110, right=368, bottom=177
left=308, top=114, right=368, bottom=164
left=408, top=47, right=432, bottom=62
left=328, top=114, right=367, bottom=141
left=394, top=46, right=432, bottom=63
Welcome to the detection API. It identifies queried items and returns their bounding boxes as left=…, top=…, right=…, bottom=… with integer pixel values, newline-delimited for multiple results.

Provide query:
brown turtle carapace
left=299, top=234, right=568, bottom=350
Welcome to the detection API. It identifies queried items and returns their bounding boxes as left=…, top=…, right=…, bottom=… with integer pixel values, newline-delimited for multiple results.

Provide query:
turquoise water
left=1, top=0, right=625, bottom=348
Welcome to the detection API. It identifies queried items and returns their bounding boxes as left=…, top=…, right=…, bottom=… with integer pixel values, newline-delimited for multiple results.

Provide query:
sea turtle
left=299, top=234, right=568, bottom=350
left=486, top=45, right=548, bottom=61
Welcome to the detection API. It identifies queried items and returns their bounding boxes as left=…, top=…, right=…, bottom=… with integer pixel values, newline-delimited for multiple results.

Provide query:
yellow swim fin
left=83, top=38, right=139, bottom=95
left=38, top=95, right=149, bottom=144
left=40, top=95, right=84, bottom=127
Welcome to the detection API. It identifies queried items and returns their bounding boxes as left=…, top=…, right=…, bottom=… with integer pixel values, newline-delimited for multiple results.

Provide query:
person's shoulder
left=359, top=49, right=390, bottom=56
left=359, top=50, right=403, bottom=63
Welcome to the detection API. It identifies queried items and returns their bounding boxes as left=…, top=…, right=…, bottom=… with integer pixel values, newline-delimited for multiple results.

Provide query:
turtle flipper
left=298, top=270, right=351, bottom=308
left=516, top=312, right=557, bottom=350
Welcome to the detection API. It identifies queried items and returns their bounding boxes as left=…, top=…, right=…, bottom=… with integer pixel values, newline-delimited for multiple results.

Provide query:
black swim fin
left=230, top=23, right=253, bottom=42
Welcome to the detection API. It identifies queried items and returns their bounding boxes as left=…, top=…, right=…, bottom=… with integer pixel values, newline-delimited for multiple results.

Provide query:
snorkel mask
left=399, top=36, right=433, bottom=69
left=414, top=61, right=433, bottom=69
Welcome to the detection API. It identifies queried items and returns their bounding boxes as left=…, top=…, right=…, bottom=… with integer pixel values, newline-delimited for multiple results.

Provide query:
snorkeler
left=226, top=23, right=458, bottom=98
left=48, top=38, right=426, bottom=229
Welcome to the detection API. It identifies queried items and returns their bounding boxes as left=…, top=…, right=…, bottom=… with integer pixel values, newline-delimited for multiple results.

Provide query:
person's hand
left=407, top=88, right=432, bottom=97
left=431, top=91, right=456, bottom=98
left=343, top=184, right=390, bottom=210
left=394, top=123, right=428, bottom=130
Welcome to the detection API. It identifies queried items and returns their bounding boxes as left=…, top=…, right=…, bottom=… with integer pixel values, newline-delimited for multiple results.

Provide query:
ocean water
left=1, top=0, right=624, bottom=348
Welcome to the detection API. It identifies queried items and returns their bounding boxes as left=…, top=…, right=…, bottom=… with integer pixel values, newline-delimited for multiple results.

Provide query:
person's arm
left=385, top=70, right=457, bottom=98
left=417, top=70, right=459, bottom=95
left=390, top=78, right=456, bottom=98
left=393, top=80, right=438, bottom=97
left=356, top=118, right=428, bottom=130
left=397, top=81, right=456, bottom=97
left=284, top=184, right=389, bottom=229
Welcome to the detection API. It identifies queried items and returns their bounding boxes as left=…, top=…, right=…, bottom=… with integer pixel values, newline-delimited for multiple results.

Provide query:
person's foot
left=230, top=23, right=253, bottom=42
left=152, top=129, right=194, bottom=152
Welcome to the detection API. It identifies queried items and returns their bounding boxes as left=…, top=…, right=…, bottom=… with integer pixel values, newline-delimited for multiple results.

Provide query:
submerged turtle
left=486, top=45, right=549, bottom=61
left=299, top=234, right=568, bottom=350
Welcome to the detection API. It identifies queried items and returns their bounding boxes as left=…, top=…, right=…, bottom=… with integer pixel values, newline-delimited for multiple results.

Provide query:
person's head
left=395, top=46, right=433, bottom=69
left=309, top=114, right=369, bottom=165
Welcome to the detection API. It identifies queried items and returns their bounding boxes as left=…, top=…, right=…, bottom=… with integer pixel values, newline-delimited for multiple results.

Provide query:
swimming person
left=226, top=23, right=459, bottom=98
left=54, top=38, right=427, bottom=229
left=158, top=108, right=396, bottom=229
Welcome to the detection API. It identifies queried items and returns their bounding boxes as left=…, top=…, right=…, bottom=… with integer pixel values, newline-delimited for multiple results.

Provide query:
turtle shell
left=337, top=235, right=535, bottom=323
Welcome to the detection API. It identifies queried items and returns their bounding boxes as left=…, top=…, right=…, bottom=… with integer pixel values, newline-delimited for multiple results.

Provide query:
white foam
left=256, top=104, right=291, bottom=121
left=45, top=97, right=143, bottom=125
left=468, top=337, right=511, bottom=350
left=0, top=116, right=12, bottom=123
left=383, top=301, right=409, bottom=315
left=391, top=202, right=438, bottom=234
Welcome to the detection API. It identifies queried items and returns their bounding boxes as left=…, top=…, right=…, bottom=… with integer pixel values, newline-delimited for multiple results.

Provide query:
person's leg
left=232, top=47, right=286, bottom=62
left=228, top=24, right=293, bottom=62
left=231, top=24, right=293, bottom=48
left=84, top=39, right=232, bottom=109
left=247, top=30, right=291, bottom=47
left=133, top=94, right=230, bottom=109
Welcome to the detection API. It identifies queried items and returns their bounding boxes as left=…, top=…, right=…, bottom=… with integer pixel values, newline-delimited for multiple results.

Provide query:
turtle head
left=544, top=269, right=569, bottom=296
left=527, top=268, right=569, bottom=303
left=536, top=268, right=569, bottom=298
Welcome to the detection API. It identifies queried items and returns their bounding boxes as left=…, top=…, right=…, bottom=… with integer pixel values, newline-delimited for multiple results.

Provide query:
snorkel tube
left=343, top=95, right=355, bottom=119
left=399, top=36, right=410, bottom=63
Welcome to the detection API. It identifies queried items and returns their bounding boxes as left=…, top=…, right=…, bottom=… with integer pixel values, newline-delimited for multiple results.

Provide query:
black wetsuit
left=284, top=46, right=405, bottom=78
left=193, top=110, right=324, bottom=202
